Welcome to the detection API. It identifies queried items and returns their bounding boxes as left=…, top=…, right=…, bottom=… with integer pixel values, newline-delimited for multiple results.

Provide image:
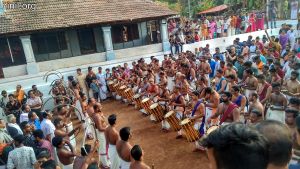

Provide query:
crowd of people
left=0, top=23, right=300, bottom=169
left=168, top=12, right=266, bottom=53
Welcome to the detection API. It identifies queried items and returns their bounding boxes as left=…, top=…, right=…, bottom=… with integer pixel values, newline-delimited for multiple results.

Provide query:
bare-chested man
left=86, top=98, right=96, bottom=117
left=266, top=82, right=288, bottom=123
left=231, top=86, right=247, bottom=123
left=53, top=118, right=80, bottom=150
left=156, top=82, right=171, bottom=131
left=92, top=103, right=110, bottom=168
left=52, top=136, right=77, bottom=169
left=282, top=71, right=300, bottom=101
left=257, top=74, right=272, bottom=105
left=201, top=87, right=220, bottom=126
left=72, top=81, right=84, bottom=121
left=248, top=92, right=264, bottom=120
left=116, top=127, right=133, bottom=169
left=129, top=145, right=151, bottom=169
left=185, top=91, right=205, bottom=151
left=105, top=114, right=121, bottom=169
left=243, top=68, right=258, bottom=98
left=207, top=92, right=240, bottom=125
left=142, top=78, right=159, bottom=121
left=197, top=56, right=211, bottom=86
left=169, top=86, right=186, bottom=138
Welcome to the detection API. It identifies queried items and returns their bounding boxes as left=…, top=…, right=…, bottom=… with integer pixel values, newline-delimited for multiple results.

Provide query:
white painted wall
left=114, top=43, right=162, bottom=59
left=3, top=65, right=27, bottom=78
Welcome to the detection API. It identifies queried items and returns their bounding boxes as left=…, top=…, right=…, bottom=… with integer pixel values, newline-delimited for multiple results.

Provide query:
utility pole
left=188, top=0, right=191, bottom=19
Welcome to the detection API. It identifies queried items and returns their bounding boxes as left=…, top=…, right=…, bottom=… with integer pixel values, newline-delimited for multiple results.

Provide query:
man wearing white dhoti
left=243, top=69, right=258, bottom=98
left=92, top=103, right=110, bottom=168
left=105, top=114, right=121, bottom=169
left=266, top=83, right=288, bottom=123
left=96, top=67, right=108, bottom=101
left=116, top=127, right=132, bottom=169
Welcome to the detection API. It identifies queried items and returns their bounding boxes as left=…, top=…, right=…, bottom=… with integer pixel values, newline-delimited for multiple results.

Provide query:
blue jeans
left=289, top=163, right=300, bottom=169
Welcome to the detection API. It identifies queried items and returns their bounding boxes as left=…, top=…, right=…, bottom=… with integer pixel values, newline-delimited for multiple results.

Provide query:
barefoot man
left=185, top=91, right=205, bottom=151
left=105, top=114, right=121, bottom=169
left=116, top=127, right=133, bottom=169
left=52, top=136, right=77, bottom=169
left=248, top=92, right=264, bottom=120
left=266, top=82, right=288, bottom=123
left=92, top=103, right=110, bottom=168
left=130, top=145, right=151, bottom=169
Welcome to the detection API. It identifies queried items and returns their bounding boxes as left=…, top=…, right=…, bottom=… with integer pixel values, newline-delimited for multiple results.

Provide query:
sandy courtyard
left=73, top=99, right=210, bottom=169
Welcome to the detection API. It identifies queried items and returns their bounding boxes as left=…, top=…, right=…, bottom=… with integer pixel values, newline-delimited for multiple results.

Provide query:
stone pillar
left=20, top=36, right=39, bottom=75
left=160, top=19, right=170, bottom=54
left=102, top=26, right=115, bottom=61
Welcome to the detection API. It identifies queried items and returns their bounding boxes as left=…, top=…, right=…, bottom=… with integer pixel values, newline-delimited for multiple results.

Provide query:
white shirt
left=20, top=112, right=29, bottom=123
left=7, top=123, right=23, bottom=135
left=7, top=146, right=36, bottom=169
left=26, top=97, right=42, bottom=109
left=41, top=119, right=55, bottom=138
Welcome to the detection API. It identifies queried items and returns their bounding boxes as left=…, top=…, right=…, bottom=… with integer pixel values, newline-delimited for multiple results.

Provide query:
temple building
left=0, top=0, right=175, bottom=79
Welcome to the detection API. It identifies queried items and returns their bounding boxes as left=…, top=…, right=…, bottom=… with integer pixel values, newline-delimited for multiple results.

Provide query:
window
left=146, top=20, right=161, bottom=44
left=112, top=23, right=140, bottom=49
left=0, top=36, right=26, bottom=68
left=31, top=31, right=70, bottom=62
left=77, top=28, right=96, bottom=55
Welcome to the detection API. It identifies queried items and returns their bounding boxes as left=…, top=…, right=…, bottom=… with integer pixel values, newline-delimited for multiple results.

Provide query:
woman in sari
left=209, top=19, right=216, bottom=39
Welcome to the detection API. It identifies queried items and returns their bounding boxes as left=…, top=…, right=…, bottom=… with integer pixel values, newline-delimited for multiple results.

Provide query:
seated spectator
left=20, top=104, right=31, bottom=123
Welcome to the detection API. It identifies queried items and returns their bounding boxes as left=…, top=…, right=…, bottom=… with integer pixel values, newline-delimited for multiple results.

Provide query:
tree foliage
left=155, top=0, right=266, bottom=17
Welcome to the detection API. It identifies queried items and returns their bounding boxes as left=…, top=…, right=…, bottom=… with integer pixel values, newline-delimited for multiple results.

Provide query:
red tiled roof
left=0, top=0, right=176, bottom=35
left=198, top=4, right=228, bottom=15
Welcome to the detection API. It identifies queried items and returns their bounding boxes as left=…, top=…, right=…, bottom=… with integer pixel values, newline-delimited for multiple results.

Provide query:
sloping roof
left=198, top=4, right=228, bottom=15
left=0, top=0, right=176, bottom=35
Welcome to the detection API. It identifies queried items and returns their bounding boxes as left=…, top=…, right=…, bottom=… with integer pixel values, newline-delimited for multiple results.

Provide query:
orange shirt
left=14, top=89, right=25, bottom=103
left=256, top=61, right=264, bottom=71
left=230, top=16, right=237, bottom=27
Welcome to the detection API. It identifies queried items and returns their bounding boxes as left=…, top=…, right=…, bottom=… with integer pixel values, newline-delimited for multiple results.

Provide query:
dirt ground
left=74, top=99, right=210, bottom=169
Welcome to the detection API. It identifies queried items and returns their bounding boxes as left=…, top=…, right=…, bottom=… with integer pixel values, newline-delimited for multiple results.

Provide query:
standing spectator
left=291, top=0, right=299, bottom=20
left=287, top=28, right=297, bottom=49
left=270, top=2, right=277, bottom=28
left=28, top=111, right=41, bottom=130
left=174, top=33, right=182, bottom=54
left=85, top=67, right=97, bottom=98
left=32, top=85, right=43, bottom=99
left=96, top=67, right=108, bottom=101
left=76, top=68, right=88, bottom=97
left=224, top=16, right=231, bottom=37
left=19, top=104, right=30, bottom=123
left=19, top=121, right=37, bottom=150
left=14, top=85, right=26, bottom=105
left=216, top=17, right=222, bottom=38
left=90, top=79, right=100, bottom=101
left=209, top=19, right=216, bottom=39
left=33, top=129, right=54, bottom=160
left=6, top=114, right=22, bottom=138
left=169, top=35, right=175, bottom=55
left=279, top=30, right=289, bottom=51
left=201, top=21, right=208, bottom=40
left=26, top=91, right=42, bottom=120
left=230, top=15, right=237, bottom=36
left=0, top=90, right=8, bottom=121
left=40, top=112, right=55, bottom=142
left=6, top=135, right=37, bottom=169
left=236, top=15, right=242, bottom=34
left=256, top=12, right=264, bottom=30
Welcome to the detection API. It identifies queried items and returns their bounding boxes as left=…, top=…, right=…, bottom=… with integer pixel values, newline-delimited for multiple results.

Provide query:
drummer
left=282, top=71, right=300, bottom=101
left=185, top=91, right=205, bottom=152
left=231, top=86, right=248, bottom=123
left=266, top=82, right=288, bottom=123
left=201, top=87, right=220, bottom=126
left=142, top=78, right=159, bottom=121
left=242, top=69, right=258, bottom=98
left=156, top=80, right=171, bottom=132
left=169, top=86, right=186, bottom=139
left=207, top=91, right=240, bottom=126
